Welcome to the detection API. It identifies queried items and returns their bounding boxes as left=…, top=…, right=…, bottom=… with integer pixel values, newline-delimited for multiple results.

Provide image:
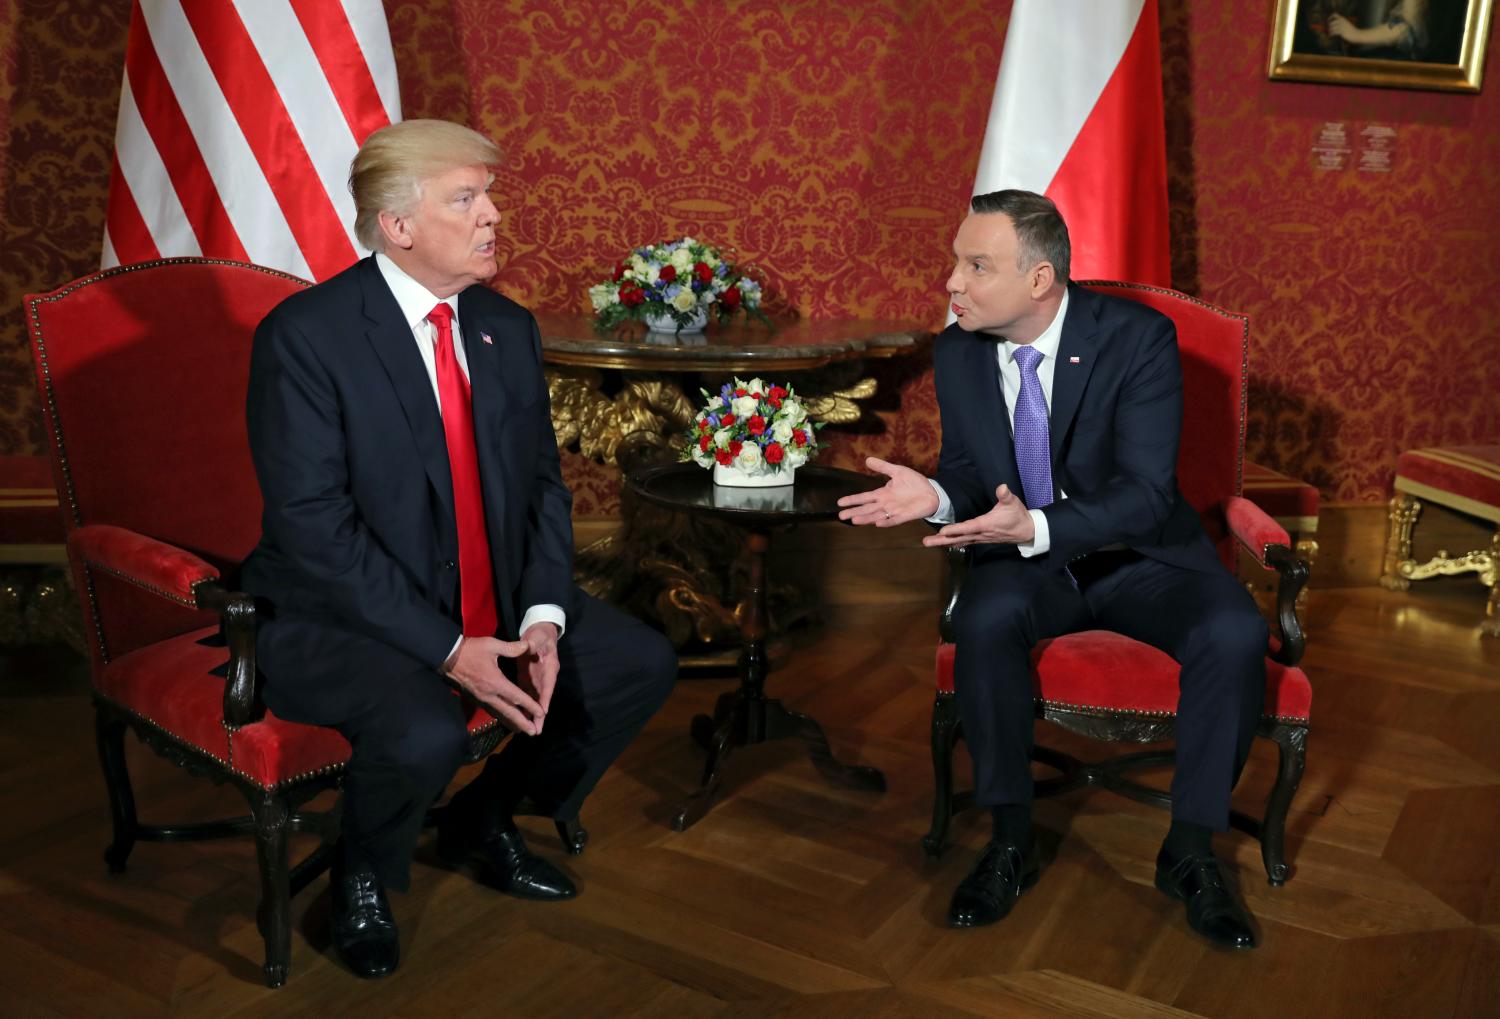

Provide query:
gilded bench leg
left=1483, top=528, right=1499, bottom=638
left=1379, top=493, right=1420, bottom=592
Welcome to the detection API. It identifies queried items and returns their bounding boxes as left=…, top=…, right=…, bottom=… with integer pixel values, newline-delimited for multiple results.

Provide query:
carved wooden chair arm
left=70, top=523, right=259, bottom=725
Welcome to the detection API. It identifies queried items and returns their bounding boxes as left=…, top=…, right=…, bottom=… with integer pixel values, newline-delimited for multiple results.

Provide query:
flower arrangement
left=588, top=237, right=769, bottom=332
left=683, top=376, right=821, bottom=479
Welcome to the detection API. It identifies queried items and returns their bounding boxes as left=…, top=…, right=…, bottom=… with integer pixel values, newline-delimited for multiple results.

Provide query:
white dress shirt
left=928, top=288, right=1071, bottom=556
left=375, top=253, right=566, bottom=651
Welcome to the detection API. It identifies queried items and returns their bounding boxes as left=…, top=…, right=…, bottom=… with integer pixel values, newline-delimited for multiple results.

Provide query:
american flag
left=102, top=0, right=400, bottom=282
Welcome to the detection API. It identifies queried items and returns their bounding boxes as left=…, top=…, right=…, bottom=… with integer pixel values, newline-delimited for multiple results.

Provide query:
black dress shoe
left=947, top=840, right=1040, bottom=928
left=1154, top=848, right=1257, bottom=950
left=330, top=869, right=400, bottom=978
left=437, top=811, right=577, bottom=901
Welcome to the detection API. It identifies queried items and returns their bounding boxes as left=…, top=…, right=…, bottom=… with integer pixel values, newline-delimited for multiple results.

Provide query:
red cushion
left=99, top=625, right=504, bottom=789
left=1394, top=445, right=1500, bottom=523
left=0, top=454, right=64, bottom=544
left=1242, top=460, right=1319, bottom=521
left=934, top=632, right=1311, bottom=723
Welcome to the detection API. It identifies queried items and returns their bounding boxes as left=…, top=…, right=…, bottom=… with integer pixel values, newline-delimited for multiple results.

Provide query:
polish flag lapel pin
left=1068, top=356, right=1081, bottom=364
left=480, top=331, right=494, bottom=345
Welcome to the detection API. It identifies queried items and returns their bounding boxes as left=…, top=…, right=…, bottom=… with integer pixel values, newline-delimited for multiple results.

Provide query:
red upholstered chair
left=924, top=282, right=1312, bottom=887
left=23, top=259, right=516, bottom=987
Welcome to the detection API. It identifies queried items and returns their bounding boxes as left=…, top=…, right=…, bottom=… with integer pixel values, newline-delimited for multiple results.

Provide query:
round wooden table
left=626, top=462, right=887, bottom=830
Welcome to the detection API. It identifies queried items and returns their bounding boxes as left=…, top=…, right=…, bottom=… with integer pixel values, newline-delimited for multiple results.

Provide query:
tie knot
left=1012, top=344, right=1042, bottom=374
left=427, top=302, right=454, bottom=331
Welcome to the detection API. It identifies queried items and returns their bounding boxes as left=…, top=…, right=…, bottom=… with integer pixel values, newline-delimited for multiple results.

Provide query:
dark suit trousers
left=258, top=591, right=676, bottom=890
left=950, top=550, right=1268, bottom=830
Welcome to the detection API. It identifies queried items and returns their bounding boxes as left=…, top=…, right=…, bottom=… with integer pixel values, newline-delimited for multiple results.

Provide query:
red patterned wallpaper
left=1, top=0, right=1496, bottom=515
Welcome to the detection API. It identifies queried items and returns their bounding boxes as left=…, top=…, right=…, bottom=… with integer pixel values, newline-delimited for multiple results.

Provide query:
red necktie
left=427, top=303, right=498, bottom=637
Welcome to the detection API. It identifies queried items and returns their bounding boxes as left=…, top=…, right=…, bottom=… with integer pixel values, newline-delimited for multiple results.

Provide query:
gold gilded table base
left=1379, top=492, right=1500, bottom=638
left=0, top=565, right=85, bottom=651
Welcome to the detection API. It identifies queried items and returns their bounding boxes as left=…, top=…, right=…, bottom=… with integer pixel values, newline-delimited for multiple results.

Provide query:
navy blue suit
left=935, top=284, right=1265, bottom=829
left=243, top=256, right=675, bottom=887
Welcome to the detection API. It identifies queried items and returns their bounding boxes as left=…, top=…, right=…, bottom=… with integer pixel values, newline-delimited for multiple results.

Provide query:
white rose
left=771, top=419, right=794, bottom=444
left=736, top=442, right=762, bottom=469
left=732, top=395, right=758, bottom=418
left=746, top=377, right=767, bottom=396
left=713, top=428, right=732, bottom=448
left=587, top=283, right=613, bottom=311
left=670, top=247, right=693, bottom=270
left=671, top=289, right=698, bottom=313
left=691, top=447, right=715, bottom=468
left=785, top=447, right=809, bottom=469
left=699, top=289, right=715, bottom=305
left=630, top=255, right=649, bottom=275
left=707, top=395, right=724, bottom=409
left=780, top=398, right=805, bottom=424
left=646, top=265, right=662, bottom=286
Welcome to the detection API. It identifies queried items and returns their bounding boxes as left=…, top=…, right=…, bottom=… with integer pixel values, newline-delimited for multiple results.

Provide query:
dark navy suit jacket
left=932, top=283, right=1219, bottom=574
left=242, top=256, right=574, bottom=672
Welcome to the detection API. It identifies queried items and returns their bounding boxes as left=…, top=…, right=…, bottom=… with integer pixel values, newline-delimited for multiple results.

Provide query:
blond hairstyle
left=349, top=119, right=502, bottom=252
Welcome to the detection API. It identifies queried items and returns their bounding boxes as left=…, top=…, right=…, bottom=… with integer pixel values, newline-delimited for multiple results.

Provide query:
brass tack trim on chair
left=1039, top=698, right=1308, bottom=726
left=81, top=558, right=210, bottom=608
left=105, top=695, right=232, bottom=770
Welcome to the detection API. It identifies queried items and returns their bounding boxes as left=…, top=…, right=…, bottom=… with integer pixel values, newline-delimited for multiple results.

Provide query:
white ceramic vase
left=712, top=463, right=795, bottom=488
left=643, top=305, right=708, bottom=334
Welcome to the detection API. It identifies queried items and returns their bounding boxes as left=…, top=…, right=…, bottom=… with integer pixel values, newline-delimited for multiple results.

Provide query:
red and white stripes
left=970, top=0, right=1170, bottom=288
left=103, top=0, right=399, bottom=281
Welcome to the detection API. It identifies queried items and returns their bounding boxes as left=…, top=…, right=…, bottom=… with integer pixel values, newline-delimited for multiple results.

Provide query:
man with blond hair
left=243, top=119, right=676, bottom=978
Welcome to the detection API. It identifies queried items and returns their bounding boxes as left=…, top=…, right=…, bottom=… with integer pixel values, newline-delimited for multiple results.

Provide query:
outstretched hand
left=922, top=483, right=1036, bottom=548
left=836, top=456, right=940, bottom=526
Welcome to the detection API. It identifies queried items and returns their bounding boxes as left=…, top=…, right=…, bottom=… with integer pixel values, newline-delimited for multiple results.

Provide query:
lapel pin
left=1068, top=356, right=1080, bottom=364
left=480, top=331, right=493, bottom=345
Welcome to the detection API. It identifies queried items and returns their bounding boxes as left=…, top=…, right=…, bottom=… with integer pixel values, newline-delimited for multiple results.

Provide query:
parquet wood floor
left=3, top=582, right=1498, bottom=1017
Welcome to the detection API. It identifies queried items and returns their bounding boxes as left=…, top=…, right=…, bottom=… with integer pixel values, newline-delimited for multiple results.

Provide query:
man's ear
left=377, top=208, right=414, bottom=251
left=1030, top=261, right=1055, bottom=296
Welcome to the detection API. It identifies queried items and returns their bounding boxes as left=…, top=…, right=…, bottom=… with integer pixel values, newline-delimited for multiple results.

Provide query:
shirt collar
left=375, top=252, right=459, bottom=331
left=1002, top=287, right=1069, bottom=365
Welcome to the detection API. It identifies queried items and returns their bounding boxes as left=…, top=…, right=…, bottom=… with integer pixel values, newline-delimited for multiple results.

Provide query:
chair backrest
left=26, top=258, right=311, bottom=661
left=1079, top=281, right=1249, bottom=567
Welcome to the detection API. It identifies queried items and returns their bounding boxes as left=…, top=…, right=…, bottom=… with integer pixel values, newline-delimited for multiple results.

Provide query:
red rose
left=793, top=429, right=807, bottom=447
left=658, top=265, right=677, bottom=283
left=747, top=415, right=766, bottom=436
left=721, top=286, right=742, bottom=309
left=619, top=283, right=645, bottom=307
left=698, top=418, right=712, bottom=432
left=769, top=386, right=788, bottom=401
left=698, top=434, right=712, bottom=452
left=729, top=439, right=743, bottom=456
left=694, top=262, right=713, bottom=284
left=765, top=443, right=784, bottom=464
left=734, top=387, right=747, bottom=396
left=768, top=396, right=782, bottom=410
left=715, top=449, right=733, bottom=465
left=612, top=262, right=626, bottom=281
left=720, top=414, right=736, bottom=427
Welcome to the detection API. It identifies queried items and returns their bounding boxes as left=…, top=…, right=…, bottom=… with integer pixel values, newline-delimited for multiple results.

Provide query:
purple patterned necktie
left=1010, top=344, right=1053, bottom=509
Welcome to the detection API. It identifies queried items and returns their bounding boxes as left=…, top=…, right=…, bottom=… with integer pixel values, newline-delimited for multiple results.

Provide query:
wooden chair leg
left=555, top=818, right=589, bottom=855
left=249, top=789, right=292, bottom=989
left=94, top=705, right=138, bottom=874
left=1261, top=723, right=1307, bottom=887
left=923, top=693, right=962, bottom=859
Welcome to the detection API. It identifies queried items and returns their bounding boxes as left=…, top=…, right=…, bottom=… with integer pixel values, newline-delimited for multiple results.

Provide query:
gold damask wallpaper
left=1, top=0, right=1497, bottom=516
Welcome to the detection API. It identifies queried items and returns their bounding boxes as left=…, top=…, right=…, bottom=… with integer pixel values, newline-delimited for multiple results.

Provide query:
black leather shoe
left=947, top=840, right=1040, bottom=928
left=330, top=869, right=400, bottom=978
left=1154, top=848, right=1257, bottom=950
left=437, top=811, right=577, bottom=901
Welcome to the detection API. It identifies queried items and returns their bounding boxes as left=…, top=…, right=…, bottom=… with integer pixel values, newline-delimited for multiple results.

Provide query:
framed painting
left=1268, top=0, right=1494, bottom=92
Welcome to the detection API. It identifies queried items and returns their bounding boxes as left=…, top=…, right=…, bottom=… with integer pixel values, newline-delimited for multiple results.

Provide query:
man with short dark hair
left=839, top=190, right=1266, bottom=949
left=244, top=119, right=677, bottom=978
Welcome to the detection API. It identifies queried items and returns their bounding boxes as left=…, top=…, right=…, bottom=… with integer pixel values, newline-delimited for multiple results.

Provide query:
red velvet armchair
left=22, top=258, right=518, bottom=987
left=924, top=282, right=1312, bottom=886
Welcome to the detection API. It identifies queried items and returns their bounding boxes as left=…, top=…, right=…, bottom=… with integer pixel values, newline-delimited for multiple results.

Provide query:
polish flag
left=102, top=0, right=401, bottom=282
left=969, top=0, right=1170, bottom=287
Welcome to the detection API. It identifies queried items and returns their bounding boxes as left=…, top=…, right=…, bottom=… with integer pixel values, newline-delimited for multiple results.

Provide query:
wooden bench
left=1380, top=445, right=1500, bottom=637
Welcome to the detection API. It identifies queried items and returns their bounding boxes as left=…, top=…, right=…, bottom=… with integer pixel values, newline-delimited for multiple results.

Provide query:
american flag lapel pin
left=1068, top=356, right=1081, bottom=364
left=480, top=331, right=493, bottom=345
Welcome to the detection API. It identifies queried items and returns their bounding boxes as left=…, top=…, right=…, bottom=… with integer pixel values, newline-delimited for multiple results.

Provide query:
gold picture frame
left=1268, top=0, right=1494, bottom=92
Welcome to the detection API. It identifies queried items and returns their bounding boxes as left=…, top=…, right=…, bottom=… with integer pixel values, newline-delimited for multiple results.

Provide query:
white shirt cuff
left=520, top=604, right=567, bottom=639
left=925, top=479, right=955, bottom=524
left=1018, top=508, right=1049, bottom=557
